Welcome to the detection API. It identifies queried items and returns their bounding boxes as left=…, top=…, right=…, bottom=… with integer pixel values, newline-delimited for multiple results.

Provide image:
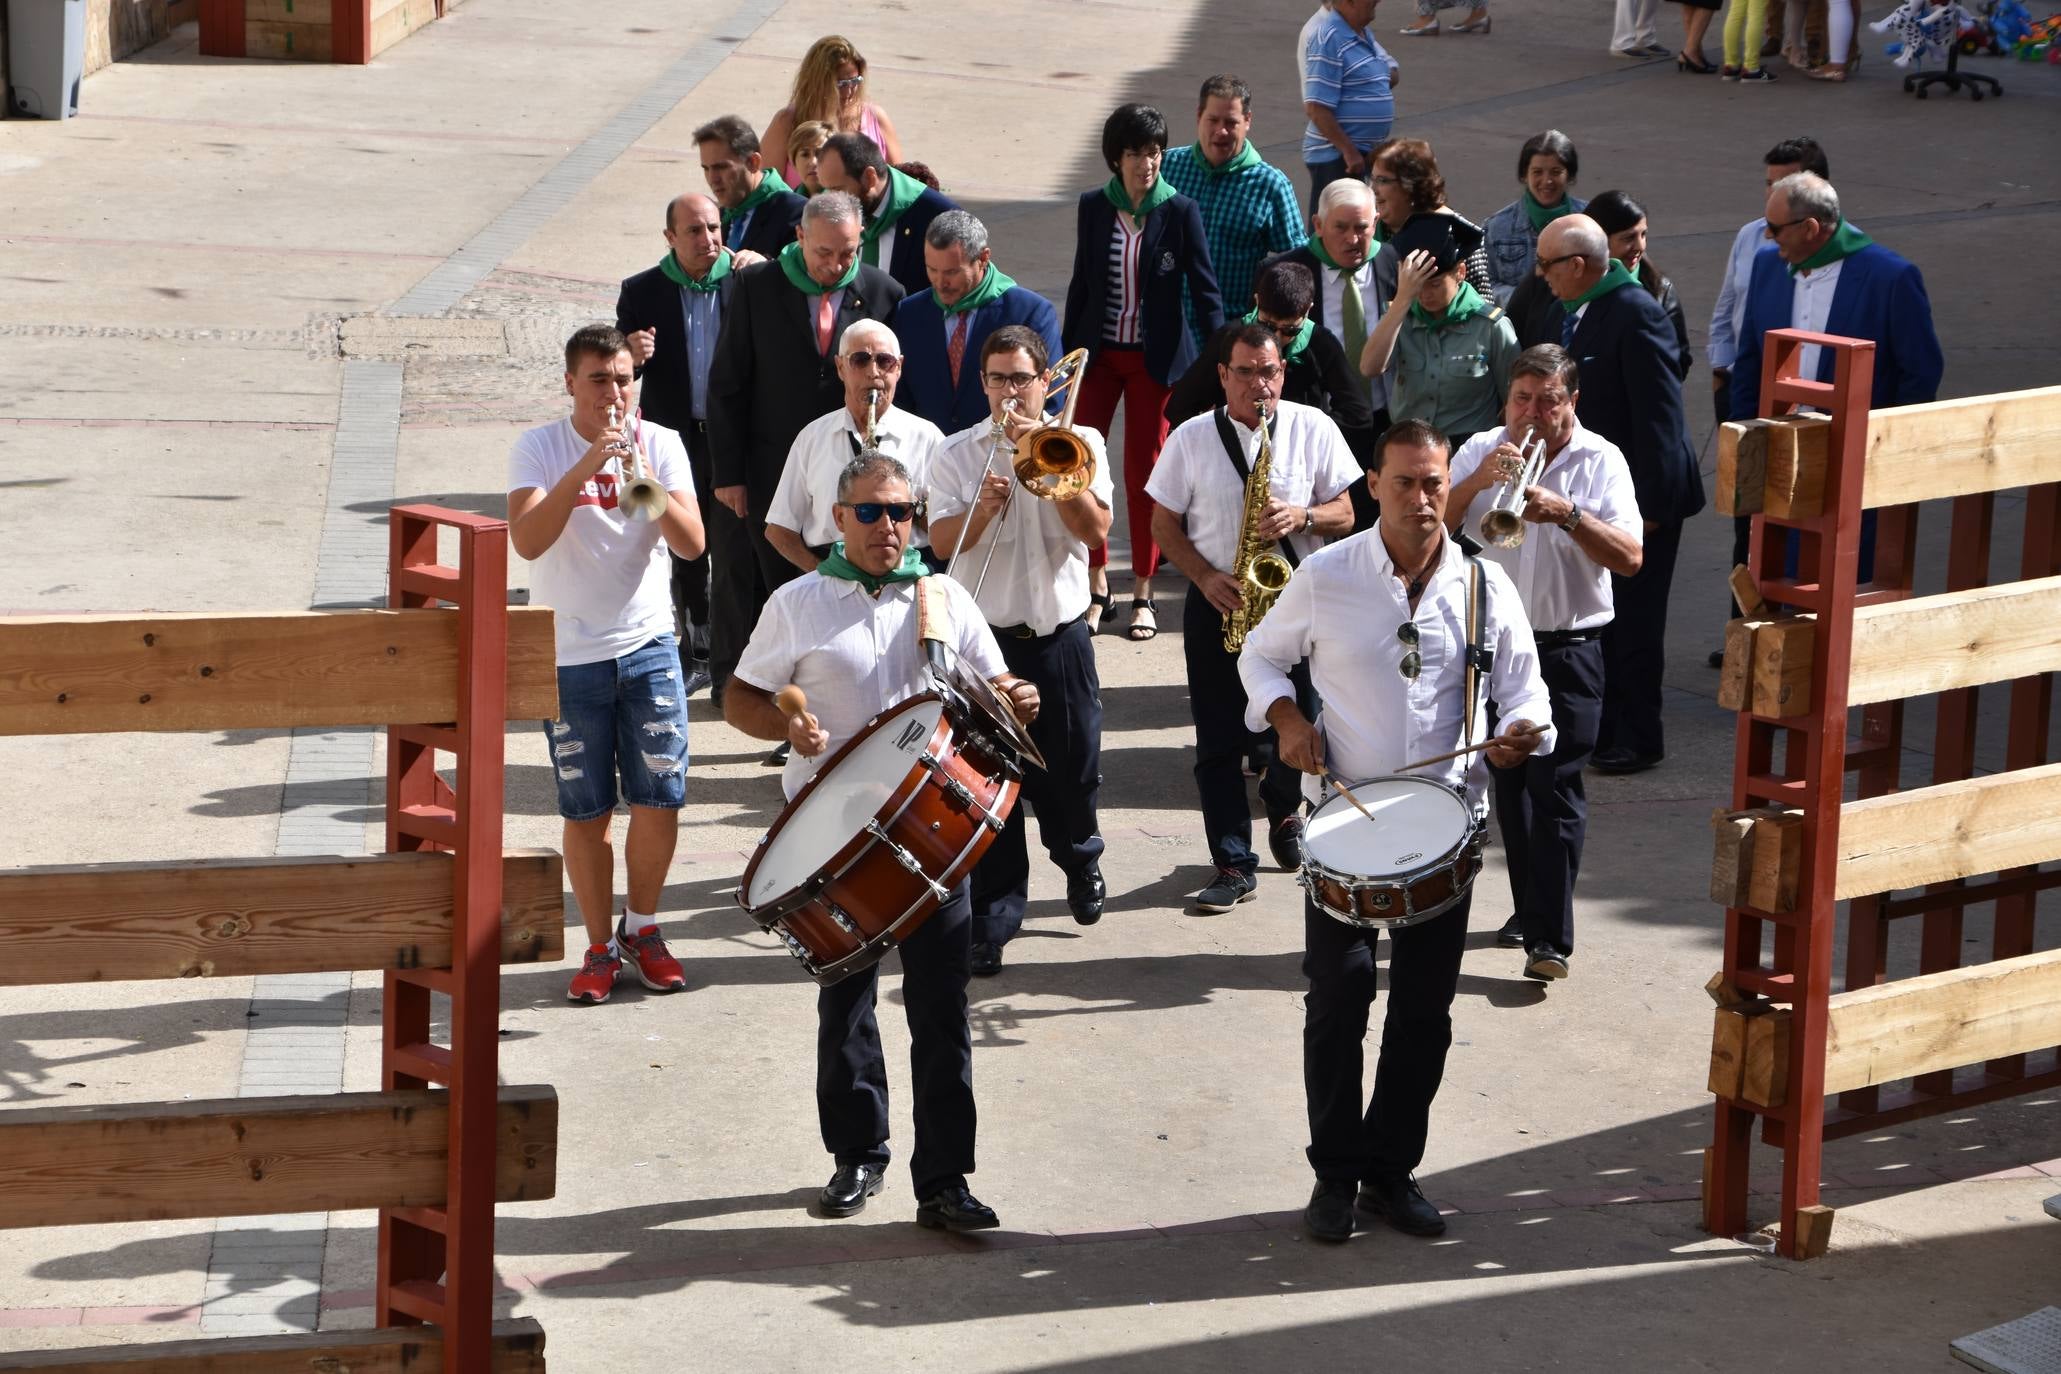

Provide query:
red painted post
left=334, top=0, right=373, bottom=63
left=196, top=0, right=246, bottom=58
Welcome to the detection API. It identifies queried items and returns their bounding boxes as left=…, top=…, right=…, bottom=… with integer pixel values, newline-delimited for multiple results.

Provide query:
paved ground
left=2, top=0, right=2059, bottom=1368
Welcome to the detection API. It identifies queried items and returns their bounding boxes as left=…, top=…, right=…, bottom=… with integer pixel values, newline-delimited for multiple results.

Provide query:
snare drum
left=738, top=693, right=1019, bottom=985
left=1300, top=775, right=1482, bottom=929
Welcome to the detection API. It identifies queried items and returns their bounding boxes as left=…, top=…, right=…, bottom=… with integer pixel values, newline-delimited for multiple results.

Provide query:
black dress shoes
left=916, top=1185, right=999, bottom=1231
left=1524, top=946, right=1570, bottom=981
left=970, top=941, right=1003, bottom=976
left=820, top=1163, right=886, bottom=1217
left=1268, top=814, right=1307, bottom=871
left=1495, top=913, right=1526, bottom=948
left=1357, top=1174, right=1447, bottom=1236
left=1591, top=746, right=1662, bottom=775
left=1304, top=1179, right=1357, bottom=1243
left=1067, top=865, right=1106, bottom=925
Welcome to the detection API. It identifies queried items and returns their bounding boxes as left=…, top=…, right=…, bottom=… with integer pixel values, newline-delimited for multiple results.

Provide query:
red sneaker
left=618, top=920, right=687, bottom=992
left=567, top=945, right=622, bottom=1004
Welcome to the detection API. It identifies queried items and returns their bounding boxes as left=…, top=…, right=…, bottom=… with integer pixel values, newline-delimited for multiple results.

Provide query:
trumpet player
left=509, top=324, right=706, bottom=1005
left=1147, top=325, right=1359, bottom=912
left=1446, top=344, right=1642, bottom=982
left=928, top=327, right=1114, bottom=976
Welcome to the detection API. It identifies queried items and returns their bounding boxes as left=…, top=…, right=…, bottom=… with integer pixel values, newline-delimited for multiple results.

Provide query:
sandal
left=1085, top=591, right=1112, bottom=634
left=1126, top=599, right=1158, bottom=641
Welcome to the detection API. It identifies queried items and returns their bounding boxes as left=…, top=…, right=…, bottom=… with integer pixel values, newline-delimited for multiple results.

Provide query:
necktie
left=1561, top=309, right=1579, bottom=349
left=947, top=312, right=970, bottom=389
left=1340, top=270, right=1367, bottom=366
left=725, top=215, right=746, bottom=251
left=816, top=293, right=836, bottom=355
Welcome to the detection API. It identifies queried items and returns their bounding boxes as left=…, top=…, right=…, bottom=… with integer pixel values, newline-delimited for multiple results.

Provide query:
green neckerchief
left=1409, top=278, right=1488, bottom=330
left=722, top=167, right=792, bottom=228
left=1306, top=236, right=1354, bottom=272
left=1373, top=219, right=1392, bottom=248
left=939, top=263, right=1015, bottom=317
left=1242, top=307, right=1312, bottom=364
left=658, top=247, right=732, bottom=293
left=859, top=167, right=929, bottom=267
left=1522, top=189, right=1575, bottom=234
left=1191, top=137, right=1261, bottom=179
left=1561, top=258, right=1639, bottom=313
left=816, top=540, right=928, bottom=594
left=1103, top=172, right=1178, bottom=228
left=777, top=240, right=859, bottom=295
left=1791, top=218, right=1874, bottom=277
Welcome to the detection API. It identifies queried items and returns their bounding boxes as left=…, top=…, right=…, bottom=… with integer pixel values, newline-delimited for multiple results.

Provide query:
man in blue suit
left=893, top=211, right=1062, bottom=436
left=817, top=132, right=960, bottom=299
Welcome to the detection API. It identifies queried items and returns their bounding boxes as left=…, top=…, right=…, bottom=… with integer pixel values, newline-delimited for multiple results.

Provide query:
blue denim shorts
left=542, top=635, right=688, bottom=821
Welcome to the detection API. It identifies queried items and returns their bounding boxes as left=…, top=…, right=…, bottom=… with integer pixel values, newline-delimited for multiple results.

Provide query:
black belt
left=990, top=610, right=1087, bottom=640
left=1534, top=627, right=1604, bottom=648
left=687, top=418, right=709, bottom=434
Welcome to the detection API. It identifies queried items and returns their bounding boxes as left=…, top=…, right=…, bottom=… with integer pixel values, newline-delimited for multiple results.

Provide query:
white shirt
left=1316, top=256, right=1388, bottom=413
left=929, top=420, right=1114, bottom=634
left=1144, top=400, right=1362, bottom=571
left=507, top=415, right=693, bottom=667
left=1239, top=529, right=1557, bottom=813
left=765, top=403, right=944, bottom=549
left=1451, top=423, right=1643, bottom=633
left=1707, top=219, right=1766, bottom=372
left=1790, top=256, right=1844, bottom=384
left=734, top=572, right=1006, bottom=799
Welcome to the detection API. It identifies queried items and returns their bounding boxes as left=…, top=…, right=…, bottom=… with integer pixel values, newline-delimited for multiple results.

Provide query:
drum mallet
left=774, top=685, right=816, bottom=740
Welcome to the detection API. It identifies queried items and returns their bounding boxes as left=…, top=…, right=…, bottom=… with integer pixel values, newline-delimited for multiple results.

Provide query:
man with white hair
left=1267, top=177, right=1387, bottom=467
left=892, top=209, right=1062, bottom=435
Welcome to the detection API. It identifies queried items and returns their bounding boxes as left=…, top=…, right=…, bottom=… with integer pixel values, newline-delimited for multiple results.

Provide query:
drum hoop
left=1303, top=776, right=1476, bottom=891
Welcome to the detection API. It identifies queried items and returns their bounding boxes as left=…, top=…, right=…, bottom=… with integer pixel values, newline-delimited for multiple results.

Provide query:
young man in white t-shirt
left=509, top=324, right=707, bottom=1005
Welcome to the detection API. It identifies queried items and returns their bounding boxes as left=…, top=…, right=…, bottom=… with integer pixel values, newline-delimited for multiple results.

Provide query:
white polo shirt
left=765, top=403, right=944, bottom=549
left=1145, top=400, right=1361, bottom=572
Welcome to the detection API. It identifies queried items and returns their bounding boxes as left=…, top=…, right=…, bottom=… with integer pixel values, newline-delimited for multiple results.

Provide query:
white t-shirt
left=765, top=403, right=943, bottom=549
left=1145, top=401, right=1362, bottom=571
left=508, top=415, right=693, bottom=667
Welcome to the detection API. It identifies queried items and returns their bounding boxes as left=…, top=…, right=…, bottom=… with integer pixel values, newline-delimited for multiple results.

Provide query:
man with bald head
left=1535, top=212, right=1702, bottom=775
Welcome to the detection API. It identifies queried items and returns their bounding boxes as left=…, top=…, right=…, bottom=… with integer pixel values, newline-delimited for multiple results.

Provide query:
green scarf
left=816, top=540, right=928, bottom=594
left=777, top=240, right=859, bottom=295
left=1409, top=278, right=1488, bottom=330
left=722, top=167, right=792, bottom=228
left=1243, top=307, right=1312, bottom=364
left=938, top=263, right=1015, bottom=317
left=1561, top=258, right=1640, bottom=313
left=1791, top=218, right=1874, bottom=277
left=1305, top=236, right=1353, bottom=272
left=658, top=247, right=732, bottom=293
left=1191, top=137, right=1260, bottom=178
left=1103, top=172, right=1178, bottom=228
left=1522, top=189, right=1575, bottom=234
left=859, top=167, right=929, bottom=267
left=1373, top=219, right=1392, bottom=249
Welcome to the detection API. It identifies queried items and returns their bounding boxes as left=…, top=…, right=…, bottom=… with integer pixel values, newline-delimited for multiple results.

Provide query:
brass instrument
left=1222, top=401, right=1293, bottom=654
left=863, top=387, right=881, bottom=449
left=1478, top=425, right=1547, bottom=549
left=608, top=403, right=668, bottom=523
left=1009, top=347, right=1096, bottom=501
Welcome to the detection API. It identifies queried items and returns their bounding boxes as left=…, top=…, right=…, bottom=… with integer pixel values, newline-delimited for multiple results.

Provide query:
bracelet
left=1301, top=507, right=1316, bottom=535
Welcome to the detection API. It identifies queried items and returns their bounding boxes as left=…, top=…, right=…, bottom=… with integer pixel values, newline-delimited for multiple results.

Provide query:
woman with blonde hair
left=786, top=120, right=833, bottom=195
left=763, top=36, right=903, bottom=185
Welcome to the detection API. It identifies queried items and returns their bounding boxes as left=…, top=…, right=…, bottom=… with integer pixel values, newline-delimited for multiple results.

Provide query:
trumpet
left=1478, top=426, right=1547, bottom=549
left=1009, top=347, right=1096, bottom=501
left=608, top=403, right=668, bottom=523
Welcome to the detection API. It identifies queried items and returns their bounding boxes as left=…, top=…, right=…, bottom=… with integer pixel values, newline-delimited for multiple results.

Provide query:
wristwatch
left=1559, top=505, right=1585, bottom=533
left=1300, top=507, right=1316, bottom=535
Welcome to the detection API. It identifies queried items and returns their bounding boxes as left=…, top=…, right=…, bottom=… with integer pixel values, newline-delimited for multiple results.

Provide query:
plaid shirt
left=1164, top=143, right=1305, bottom=349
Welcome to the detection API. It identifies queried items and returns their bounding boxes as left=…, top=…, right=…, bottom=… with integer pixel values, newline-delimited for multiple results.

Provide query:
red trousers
left=1073, top=346, right=1170, bottom=579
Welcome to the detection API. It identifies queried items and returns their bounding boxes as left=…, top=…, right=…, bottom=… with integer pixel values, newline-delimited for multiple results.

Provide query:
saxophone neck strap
left=1211, top=405, right=1299, bottom=570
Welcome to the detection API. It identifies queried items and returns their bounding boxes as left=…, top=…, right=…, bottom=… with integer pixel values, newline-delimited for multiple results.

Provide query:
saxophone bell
left=1222, top=398, right=1293, bottom=654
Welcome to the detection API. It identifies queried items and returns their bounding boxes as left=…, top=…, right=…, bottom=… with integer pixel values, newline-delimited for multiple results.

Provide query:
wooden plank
left=0, top=849, right=563, bottom=987
left=244, top=18, right=332, bottom=59
left=1717, top=617, right=1772, bottom=711
left=1794, top=1204, right=1835, bottom=1259
left=369, top=0, right=436, bottom=54
left=244, top=0, right=333, bottom=21
left=1708, top=1003, right=1758, bottom=1097
left=1824, top=947, right=2061, bottom=1094
left=1716, top=420, right=1768, bottom=516
left=1763, top=416, right=1829, bottom=520
left=1862, top=386, right=2061, bottom=509
left=0, top=606, right=556, bottom=736
left=1751, top=615, right=1816, bottom=718
left=0, top=1318, right=545, bottom=1372
left=1741, top=1006, right=1792, bottom=1108
left=0, top=1086, right=557, bottom=1229
left=1837, top=763, right=2061, bottom=900
left=1747, top=809, right=1805, bottom=913
left=1728, top=564, right=1764, bottom=617
left=1710, top=809, right=1757, bottom=907
left=1849, top=575, right=2061, bottom=707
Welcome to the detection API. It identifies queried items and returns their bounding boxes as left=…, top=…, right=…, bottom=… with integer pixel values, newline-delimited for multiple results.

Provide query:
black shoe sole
left=1195, top=885, right=1258, bottom=914
left=1356, top=1195, right=1447, bottom=1237
left=916, top=1207, right=1000, bottom=1232
left=820, top=1175, right=885, bottom=1218
left=1304, top=1212, right=1355, bottom=1243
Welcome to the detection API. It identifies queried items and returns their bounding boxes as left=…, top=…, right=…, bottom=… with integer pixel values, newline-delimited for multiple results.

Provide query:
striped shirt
left=1301, top=9, right=1395, bottom=162
left=1163, top=144, right=1305, bottom=349
left=1101, top=212, right=1144, bottom=344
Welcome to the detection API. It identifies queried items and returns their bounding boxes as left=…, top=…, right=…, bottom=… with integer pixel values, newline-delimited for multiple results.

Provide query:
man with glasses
left=765, top=320, right=942, bottom=575
left=894, top=211, right=1062, bottom=436
left=1148, top=325, right=1360, bottom=911
left=929, top=326, right=1114, bottom=977
left=1239, top=417, right=1553, bottom=1244
left=729, top=451, right=1037, bottom=1232
left=1445, top=345, right=1643, bottom=981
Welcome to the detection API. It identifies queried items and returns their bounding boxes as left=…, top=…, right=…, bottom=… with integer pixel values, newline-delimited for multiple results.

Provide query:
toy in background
left=1874, top=0, right=1981, bottom=65
left=2010, top=10, right=2061, bottom=57
left=1976, top=0, right=2033, bottom=48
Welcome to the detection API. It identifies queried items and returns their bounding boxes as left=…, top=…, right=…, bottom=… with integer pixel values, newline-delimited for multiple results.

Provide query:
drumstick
left=1321, top=768, right=1379, bottom=824
left=1398, top=722, right=1549, bottom=773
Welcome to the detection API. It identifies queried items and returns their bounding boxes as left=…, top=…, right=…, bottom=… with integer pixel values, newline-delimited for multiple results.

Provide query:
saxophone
left=1222, top=401, right=1295, bottom=654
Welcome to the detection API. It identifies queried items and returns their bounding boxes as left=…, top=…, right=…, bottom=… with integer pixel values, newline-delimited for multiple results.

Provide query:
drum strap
left=913, top=572, right=951, bottom=679
left=1462, top=553, right=1492, bottom=751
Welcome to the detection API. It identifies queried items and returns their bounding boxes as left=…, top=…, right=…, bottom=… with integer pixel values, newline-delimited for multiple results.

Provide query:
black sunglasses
left=840, top=501, right=918, bottom=525
left=844, top=350, right=902, bottom=371
left=1397, top=621, right=1421, bottom=681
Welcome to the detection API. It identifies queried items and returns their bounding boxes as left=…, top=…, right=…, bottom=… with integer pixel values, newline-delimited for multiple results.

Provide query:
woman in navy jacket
left=1062, top=103, right=1224, bottom=641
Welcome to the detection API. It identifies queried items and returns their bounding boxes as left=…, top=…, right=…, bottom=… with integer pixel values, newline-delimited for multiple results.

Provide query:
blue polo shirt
left=1301, top=9, right=1395, bottom=162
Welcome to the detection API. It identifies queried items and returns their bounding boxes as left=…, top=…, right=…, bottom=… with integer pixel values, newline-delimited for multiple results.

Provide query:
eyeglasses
left=982, top=371, right=1040, bottom=390
left=839, top=501, right=917, bottom=525
left=1227, top=364, right=1284, bottom=382
left=836, top=76, right=864, bottom=90
left=1534, top=252, right=1583, bottom=273
left=1257, top=317, right=1308, bottom=341
left=843, top=350, right=901, bottom=371
left=1396, top=621, right=1421, bottom=681
left=1763, top=216, right=1811, bottom=238
left=1371, top=174, right=1400, bottom=188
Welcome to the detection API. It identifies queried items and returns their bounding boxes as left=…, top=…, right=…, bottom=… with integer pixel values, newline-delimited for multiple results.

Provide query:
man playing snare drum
left=1237, top=418, right=1553, bottom=1245
left=726, top=451, right=1038, bottom=1231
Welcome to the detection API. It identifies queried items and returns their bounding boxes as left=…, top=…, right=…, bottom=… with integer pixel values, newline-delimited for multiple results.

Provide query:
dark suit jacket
left=1511, top=268, right=1691, bottom=380
left=1062, top=190, right=1223, bottom=386
left=1566, top=281, right=1706, bottom=523
left=705, top=260, right=905, bottom=506
left=730, top=189, right=807, bottom=261
left=1165, top=323, right=1376, bottom=465
left=894, top=283, right=1063, bottom=435
left=874, top=186, right=959, bottom=298
left=1730, top=241, right=1944, bottom=423
left=615, top=263, right=739, bottom=435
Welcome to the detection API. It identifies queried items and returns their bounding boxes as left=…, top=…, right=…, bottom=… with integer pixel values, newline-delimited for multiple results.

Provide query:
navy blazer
left=874, top=186, right=960, bottom=298
left=1566, top=282, right=1706, bottom=523
left=1730, top=242, right=1944, bottom=423
left=1062, top=190, right=1223, bottom=387
left=615, top=262, right=737, bottom=435
left=729, top=188, right=807, bottom=261
left=894, top=282, right=1063, bottom=436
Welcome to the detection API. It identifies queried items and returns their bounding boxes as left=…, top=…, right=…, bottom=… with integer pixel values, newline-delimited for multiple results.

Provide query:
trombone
left=1478, top=426, right=1546, bottom=549
left=608, top=403, right=668, bottom=523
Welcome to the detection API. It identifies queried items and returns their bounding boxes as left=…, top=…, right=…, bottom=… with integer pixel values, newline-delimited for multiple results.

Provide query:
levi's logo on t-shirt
left=573, top=470, right=621, bottom=511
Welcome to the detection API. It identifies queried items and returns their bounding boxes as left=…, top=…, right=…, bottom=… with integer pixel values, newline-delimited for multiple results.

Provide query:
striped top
left=1301, top=9, right=1396, bottom=162
left=1101, top=212, right=1144, bottom=344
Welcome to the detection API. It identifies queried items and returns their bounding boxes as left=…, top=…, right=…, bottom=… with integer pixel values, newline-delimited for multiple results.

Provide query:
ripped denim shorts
left=541, top=635, right=688, bottom=820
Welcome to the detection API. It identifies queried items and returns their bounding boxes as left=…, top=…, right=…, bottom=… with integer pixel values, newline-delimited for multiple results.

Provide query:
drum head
left=933, top=640, right=1046, bottom=772
left=1305, top=776, right=1473, bottom=879
left=744, top=697, right=944, bottom=909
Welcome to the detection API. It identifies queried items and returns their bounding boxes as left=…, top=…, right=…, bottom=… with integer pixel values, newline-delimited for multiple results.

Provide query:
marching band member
left=508, top=325, right=706, bottom=1005
left=725, top=452, right=1039, bottom=1232
left=1239, top=418, right=1553, bottom=1244
left=1146, top=324, right=1360, bottom=913
left=1446, top=345, right=1643, bottom=982
left=928, top=326, right=1114, bottom=977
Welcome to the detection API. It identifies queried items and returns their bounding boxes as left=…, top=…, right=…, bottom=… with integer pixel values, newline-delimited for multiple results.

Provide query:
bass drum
left=1300, top=775, right=1481, bottom=929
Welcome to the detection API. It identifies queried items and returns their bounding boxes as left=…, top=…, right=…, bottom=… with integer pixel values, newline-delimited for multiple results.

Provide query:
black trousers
left=1303, top=890, right=1471, bottom=1184
left=669, top=422, right=714, bottom=634
left=816, top=882, right=975, bottom=1200
left=1597, top=518, right=1681, bottom=760
left=1348, top=407, right=1391, bottom=534
left=1491, top=637, right=1604, bottom=957
left=971, top=619, right=1105, bottom=947
left=1181, top=590, right=1309, bottom=874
